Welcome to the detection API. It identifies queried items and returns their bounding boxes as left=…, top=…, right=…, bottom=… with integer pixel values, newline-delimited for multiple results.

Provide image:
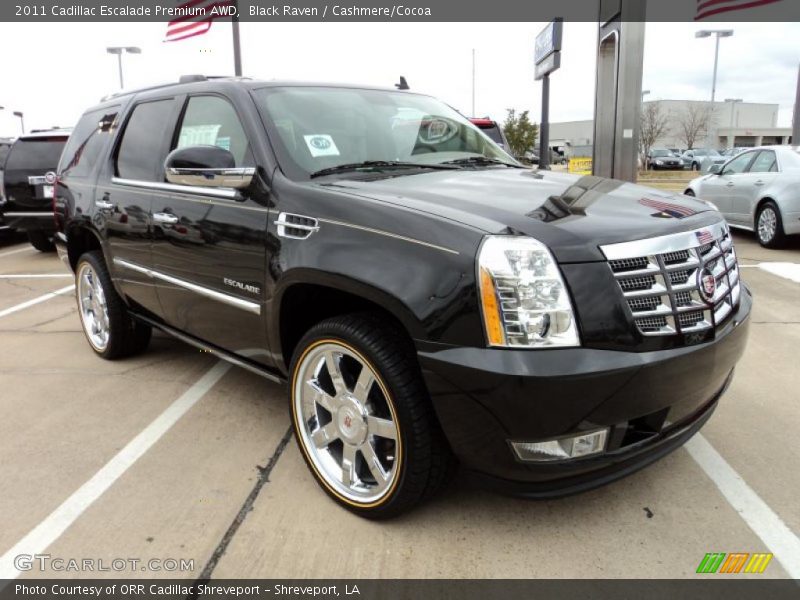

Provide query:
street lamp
left=724, top=98, right=743, bottom=148
left=12, top=111, right=24, bottom=134
left=106, top=46, right=141, bottom=89
left=695, top=29, right=734, bottom=103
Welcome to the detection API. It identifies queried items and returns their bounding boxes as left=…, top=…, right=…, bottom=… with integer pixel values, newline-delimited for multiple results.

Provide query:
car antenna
left=395, top=76, right=409, bottom=90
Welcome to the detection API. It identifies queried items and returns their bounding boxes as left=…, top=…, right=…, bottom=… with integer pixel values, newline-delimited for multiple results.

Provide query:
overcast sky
left=0, top=20, right=797, bottom=137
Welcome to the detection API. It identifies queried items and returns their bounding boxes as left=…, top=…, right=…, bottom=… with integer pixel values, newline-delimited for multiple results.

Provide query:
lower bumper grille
left=602, top=221, right=741, bottom=337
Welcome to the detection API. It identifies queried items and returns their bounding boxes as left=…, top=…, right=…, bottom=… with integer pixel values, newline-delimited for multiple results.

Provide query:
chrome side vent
left=601, top=222, right=741, bottom=338
left=276, top=212, right=319, bottom=240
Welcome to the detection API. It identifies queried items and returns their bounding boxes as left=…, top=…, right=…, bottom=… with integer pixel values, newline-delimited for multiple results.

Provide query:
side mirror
left=709, top=164, right=722, bottom=175
left=164, top=145, right=254, bottom=189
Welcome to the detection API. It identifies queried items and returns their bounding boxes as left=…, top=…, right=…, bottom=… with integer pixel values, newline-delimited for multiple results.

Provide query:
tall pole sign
left=535, top=18, right=563, bottom=170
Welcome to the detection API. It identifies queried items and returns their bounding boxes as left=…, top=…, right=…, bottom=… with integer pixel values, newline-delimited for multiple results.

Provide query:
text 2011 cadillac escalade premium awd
left=55, top=76, right=751, bottom=518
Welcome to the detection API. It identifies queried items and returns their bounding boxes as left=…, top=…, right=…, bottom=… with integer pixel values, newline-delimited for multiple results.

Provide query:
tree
left=676, top=102, right=713, bottom=150
left=639, top=101, right=670, bottom=169
left=503, top=109, right=539, bottom=159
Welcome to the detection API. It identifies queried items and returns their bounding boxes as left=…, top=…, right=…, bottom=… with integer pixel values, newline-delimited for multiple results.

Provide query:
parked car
left=681, top=148, right=726, bottom=172
left=0, top=137, right=16, bottom=234
left=55, top=76, right=750, bottom=518
left=1, top=129, right=70, bottom=250
left=646, top=148, right=684, bottom=170
left=686, top=146, right=800, bottom=248
left=468, top=118, right=510, bottom=154
left=721, top=147, right=748, bottom=158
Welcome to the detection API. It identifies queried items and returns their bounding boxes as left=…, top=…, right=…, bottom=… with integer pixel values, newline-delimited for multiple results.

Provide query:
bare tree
left=676, top=102, right=713, bottom=150
left=639, top=101, right=670, bottom=169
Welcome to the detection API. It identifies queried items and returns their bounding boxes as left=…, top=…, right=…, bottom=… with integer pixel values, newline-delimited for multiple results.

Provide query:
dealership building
left=549, top=99, right=793, bottom=158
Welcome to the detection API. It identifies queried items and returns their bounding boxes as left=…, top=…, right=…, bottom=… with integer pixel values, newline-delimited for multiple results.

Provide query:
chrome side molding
left=113, top=258, right=261, bottom=315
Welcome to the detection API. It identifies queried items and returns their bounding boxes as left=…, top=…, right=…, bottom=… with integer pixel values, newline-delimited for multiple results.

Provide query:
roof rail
left=179, top=74, right=207, bottom=83
left=100, top=75, right=253, bottom=102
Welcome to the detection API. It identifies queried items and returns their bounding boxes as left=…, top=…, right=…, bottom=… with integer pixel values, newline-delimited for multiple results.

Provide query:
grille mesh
left=606, top=227, right=740, bottom=337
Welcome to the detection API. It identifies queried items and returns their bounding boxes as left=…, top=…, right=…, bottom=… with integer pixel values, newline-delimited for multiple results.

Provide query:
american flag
left=696, top=0, right=783, bottom=20
left=164, top=0, right=234, bottom=42
left=696, top=230, right=715, bottom=245
left=639, top=198, right=697, bottom=218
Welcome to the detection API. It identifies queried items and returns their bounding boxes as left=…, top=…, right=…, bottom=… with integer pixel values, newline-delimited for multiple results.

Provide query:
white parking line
left=0, top=360, right=231, bottom=580
left=0, top=246, right=34, bottom=259
left=0, top=274, right=72, bottom=279
left=686, top=434, right=800, bottom=579
left=0, top=285, right=75, bottom=319
left=758, top=262, right=800, bottom=284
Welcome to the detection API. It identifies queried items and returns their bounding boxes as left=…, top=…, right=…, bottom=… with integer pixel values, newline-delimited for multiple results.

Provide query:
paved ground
left=0, top=228, right=798, bottom=580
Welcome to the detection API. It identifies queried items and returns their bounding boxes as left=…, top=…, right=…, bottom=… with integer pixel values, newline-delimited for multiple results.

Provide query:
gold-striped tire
left=288, top=313, right=454, bottom=519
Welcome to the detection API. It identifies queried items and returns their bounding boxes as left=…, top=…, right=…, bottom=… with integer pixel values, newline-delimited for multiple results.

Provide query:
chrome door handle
left=754, top=180, right=765, bottom=186
left=153, top=212, right=179, bottom=225
left=95, top=200, right=115, bottom=210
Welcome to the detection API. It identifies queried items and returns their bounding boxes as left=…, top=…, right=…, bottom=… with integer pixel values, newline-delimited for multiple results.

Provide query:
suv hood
left=318, top=169, right=721, bottom=262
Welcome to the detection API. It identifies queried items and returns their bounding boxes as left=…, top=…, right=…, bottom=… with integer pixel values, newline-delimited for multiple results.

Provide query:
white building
left=548, top=99, right=793, bottom=158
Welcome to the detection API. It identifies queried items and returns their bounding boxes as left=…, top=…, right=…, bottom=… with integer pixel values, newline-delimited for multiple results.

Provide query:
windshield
left=253, top=87, right=516, bottom=180
left=651, top=150, right=671, bottom=157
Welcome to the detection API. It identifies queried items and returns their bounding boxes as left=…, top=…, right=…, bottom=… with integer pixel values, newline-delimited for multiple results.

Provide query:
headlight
left=655, top=160, right=664, bottom=165
left=477, top=236, right=580, bottom=348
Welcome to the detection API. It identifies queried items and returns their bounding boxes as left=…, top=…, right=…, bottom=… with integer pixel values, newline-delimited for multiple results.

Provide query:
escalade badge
left=698, top=267, right=717, bottom=304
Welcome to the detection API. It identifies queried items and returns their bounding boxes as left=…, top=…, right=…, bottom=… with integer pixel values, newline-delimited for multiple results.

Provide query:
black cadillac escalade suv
left=55, top=76, right=751, bottom=518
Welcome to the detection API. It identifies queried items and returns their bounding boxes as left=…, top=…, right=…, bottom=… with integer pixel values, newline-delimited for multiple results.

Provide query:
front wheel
left=756, top=201, right=786, bottom=249
left=75, top=250, right=152, bottom=359
left=289, top=314, right=454, bottom=519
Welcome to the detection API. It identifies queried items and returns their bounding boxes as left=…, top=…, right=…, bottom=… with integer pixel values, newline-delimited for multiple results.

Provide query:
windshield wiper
left=310, top=161, right=459, bottom=178
left=441, top=156, right=524, bottom=168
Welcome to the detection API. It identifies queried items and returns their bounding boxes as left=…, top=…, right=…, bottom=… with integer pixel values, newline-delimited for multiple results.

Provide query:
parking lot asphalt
left=0, top=230, right=798, bottom=580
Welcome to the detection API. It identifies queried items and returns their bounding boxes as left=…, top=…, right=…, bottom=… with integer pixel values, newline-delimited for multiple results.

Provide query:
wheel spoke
left=324, top=351, right=346, bottom=396
left=353, top=366, right=374, bottom=403
left=367, top=415, right=397, bottom=440
left=341, top=443, right=357, bottom=487
left=310, top=422, right=340, bottom=448
left=305, top=380, right=337, bottom=413
left=360, top=440, right=388, bottom=484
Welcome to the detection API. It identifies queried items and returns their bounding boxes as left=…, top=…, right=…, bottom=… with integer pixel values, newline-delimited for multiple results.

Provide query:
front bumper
left=418, top=285, right=751, bottom=497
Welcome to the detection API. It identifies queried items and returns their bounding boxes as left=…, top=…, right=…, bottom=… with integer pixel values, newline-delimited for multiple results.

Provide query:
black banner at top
left=2, top=0, right=800, bottom=22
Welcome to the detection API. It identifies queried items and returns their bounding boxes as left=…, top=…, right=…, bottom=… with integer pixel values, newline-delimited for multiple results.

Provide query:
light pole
left=106, top=46, right=141, bottom=89
left=695, top=29, right=733, bottom=104
left=13, top=111, right=24, bottom=134
left=724, top=98, right=742, bottom=149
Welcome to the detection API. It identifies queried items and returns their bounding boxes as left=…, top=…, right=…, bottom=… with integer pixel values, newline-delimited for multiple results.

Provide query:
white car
left=685, top=146, right=800, bottom=248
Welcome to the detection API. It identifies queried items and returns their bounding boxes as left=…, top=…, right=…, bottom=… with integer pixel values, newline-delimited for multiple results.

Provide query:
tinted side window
left=5, top=138, right=68, bottom=172
left=749, top=151, right=777, bottom=173
left=59, top=108, right=119, bottom=178
left=175, top=96, right=252, bottom=166
left=116, top=99, right=176, bottom=181
left=722, top=152, right=754, bottom=175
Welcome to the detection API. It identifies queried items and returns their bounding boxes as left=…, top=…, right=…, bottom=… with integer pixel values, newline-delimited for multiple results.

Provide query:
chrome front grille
left=601, top=222, right=741, bottom=337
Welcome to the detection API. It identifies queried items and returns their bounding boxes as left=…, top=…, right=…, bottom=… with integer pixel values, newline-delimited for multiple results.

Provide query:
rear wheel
left=27, top=230, right=55, bottom=252
left=756, top=201, right=786, bottom=249
left=75, top=250, right=151, bottom=359
left=289, top=314, right=454, bottom=519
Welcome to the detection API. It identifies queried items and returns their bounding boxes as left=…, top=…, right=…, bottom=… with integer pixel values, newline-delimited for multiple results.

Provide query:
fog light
left=511, top=429, right=609, bottom=462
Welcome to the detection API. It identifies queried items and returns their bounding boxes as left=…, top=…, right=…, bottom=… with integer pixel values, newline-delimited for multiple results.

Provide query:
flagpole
left=232, top=0, right=242, bottom=76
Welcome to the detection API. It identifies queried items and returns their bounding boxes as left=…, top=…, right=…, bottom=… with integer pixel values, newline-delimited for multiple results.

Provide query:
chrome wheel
left=293, top=341, right=400, bottom=504
left=77, top=262, right=110, bottom=351
left=758, top=206, right=777, bottom=244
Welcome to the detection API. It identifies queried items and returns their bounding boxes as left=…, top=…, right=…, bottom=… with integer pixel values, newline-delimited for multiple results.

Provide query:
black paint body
left=55, top=79, right=751, bottom=496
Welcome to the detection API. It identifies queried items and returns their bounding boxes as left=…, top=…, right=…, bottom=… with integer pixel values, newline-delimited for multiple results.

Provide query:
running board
left=131, top=313, right=286, bottom=385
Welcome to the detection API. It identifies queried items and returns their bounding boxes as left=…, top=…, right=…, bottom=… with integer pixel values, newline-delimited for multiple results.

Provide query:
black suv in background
left=55, top=77, right=751, bottom=518
left=2, top=129, right=70, bottom=250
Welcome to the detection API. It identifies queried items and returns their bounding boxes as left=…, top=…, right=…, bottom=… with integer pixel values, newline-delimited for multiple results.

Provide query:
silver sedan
left=685, top=146, right=800, bottom=248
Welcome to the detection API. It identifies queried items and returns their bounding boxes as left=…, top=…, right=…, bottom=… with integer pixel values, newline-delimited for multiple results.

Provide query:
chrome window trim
left=600, top=221, right=728, bottom=260
left=111, top=177, right=239, bottom=200
left=113, top=258, right=261, bottom=315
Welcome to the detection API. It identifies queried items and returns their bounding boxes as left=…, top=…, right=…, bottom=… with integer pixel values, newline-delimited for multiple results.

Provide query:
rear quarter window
left=59, top=108, right=119, bottom=178
left=115, top=99, right=177, bottom=181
